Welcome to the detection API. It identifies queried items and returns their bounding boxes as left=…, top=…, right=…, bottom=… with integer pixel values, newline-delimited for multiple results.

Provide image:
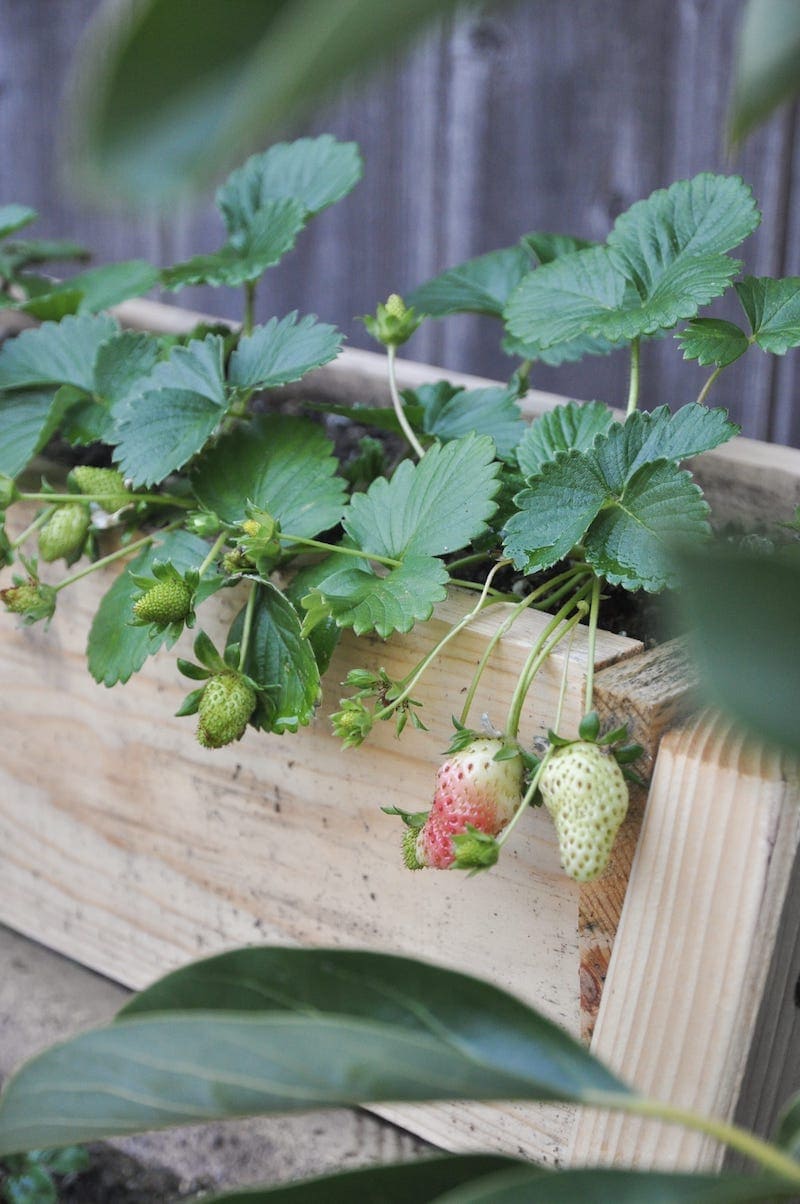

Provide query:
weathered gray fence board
left=1, top=0, right=800, bottom=454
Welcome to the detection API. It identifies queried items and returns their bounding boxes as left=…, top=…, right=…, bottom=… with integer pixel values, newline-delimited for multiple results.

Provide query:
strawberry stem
left=505, top=582, right=592, bottom=740
left=497, top=747, right=555, bottom=849
left=583, top=573, right=602, bottom=715
left=279, top=532, right=401, bottom=569
left=243, top=280, right=256, bottom=336
left=387, top=344, right=426, bottom=460
left=373, top=559, right=508, bottom=724
left=626, top=337, right=641, bottom=415
left=238, top=580, right=259, bottom=672
left=20, top=490, right=192, bottom=510
left=197, top=530, right=228, bottom=577
left=9, top=506, right=55, bottom=551
left=695, top=362, right=724, bottom=406
left=53, top=521, right=185, bottom=593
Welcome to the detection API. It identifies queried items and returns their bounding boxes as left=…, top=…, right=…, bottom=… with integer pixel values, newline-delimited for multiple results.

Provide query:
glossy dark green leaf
left=432, top=1165, right=800, bottom=1202
left=675, top=318, right=750, bottom=367
left=407, top=245, right=534, bottom=318
left=729, top=0, right=800, bottom=143
left=344, top=434, right=500, bottom=559
left=675, top=544, right=800, bottom=753
left=87, top=530, right=214, bottom=686
left=191, top=414, right=346, bottom=535
left=229, top=580, right=321, bottom=733
left=69, top=1, right=454, bottom=199
left=199, top=1156, right=520, bottom=1204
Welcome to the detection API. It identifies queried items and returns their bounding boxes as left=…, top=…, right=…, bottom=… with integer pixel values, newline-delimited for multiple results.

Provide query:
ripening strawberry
left=415, top=738, right=523, bottom=869
left=539, top=741, right=629, bottom=882
left=132, top=578, right=193, bottom=626
left=38, top=503, right=90, bottom=563
left=71, top=466, right=129, bottom=512
left=196, top=673, right=257, bottom=749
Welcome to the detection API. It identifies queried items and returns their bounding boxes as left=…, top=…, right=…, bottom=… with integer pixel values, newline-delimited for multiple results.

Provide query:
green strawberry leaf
left=162, top=198, right=306, bottom=289
left=505, top=174, right=760, bottom=351
left=19, top=260, right=158, bottom=318
left=520, top=231, right=596, bottom=265
left=111, top=335, right=227, bottom=484
left=0, top=390, right=60, bottom=477
left=407, top=245, right=533, bottom=318
left=217, top=136, right=363, bottom=237
left=284, top=559, right=342, bottom=677
left=675, top=317, right=750, bottom=366
left=502, top=326, right=617, bottom=367
left=729, top=0, right=800, bottom=144
left=229, top=580, right=321, bottom=733
left=735, top=275, right=800, bottom=353
left=88, top=530, right=215, bottom=686
left=405, top=381, right=524, bottom=461
left=0, top=237, right=88, bottom=275
left=191, top=414, right=346, bottom=536
left=0, top=204, right=37, bottom=239
left=585, top=460, right=710, bottom=590
left=228, top=311, right=342, bottom=391
left=516, top=400, right=615, bottom=478
left=301, top=554, right=449, bottom=638
left=504, top=453, right=610, bottom=574
left=593, top=405, right=738, bottom=484
left=94, top=331, right=162, bottom=410
left=344, top=434, right=500, bottom=559
left=0, top=313, right=118, bottom=391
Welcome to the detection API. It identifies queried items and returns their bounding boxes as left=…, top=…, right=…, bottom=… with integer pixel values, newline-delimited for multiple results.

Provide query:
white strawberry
left=539, top=741, right=628, bottom=882
left=415, top=738, right=523, bottom=869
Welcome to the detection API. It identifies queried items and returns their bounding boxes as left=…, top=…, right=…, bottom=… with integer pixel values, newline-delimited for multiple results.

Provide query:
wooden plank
left=569, top=712, right=800, bottom=1170
left=0, top=502, right=638, bottom=1162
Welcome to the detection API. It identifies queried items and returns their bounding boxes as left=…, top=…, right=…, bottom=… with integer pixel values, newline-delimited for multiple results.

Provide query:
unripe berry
left=133, top=578, right=193, bottom=625
left=196, top=673, right=257, bottom=749
left=38, top=503, right=90, bottom=563
left=539, top=742, right=629, bottom=882
left=71, top=467, right=129, bottom=512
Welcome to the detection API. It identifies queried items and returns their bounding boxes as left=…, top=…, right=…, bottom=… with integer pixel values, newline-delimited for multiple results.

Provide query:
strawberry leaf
left=521, top=232, right=596, bottom=264
left=229, top=581, right=321, bottom=733
left=0, top=390, right=62, bottom=477
left=191, top=414, right=346, bottom=536
left=735, top=275, right=800, bottom=353
left=228, top=312, right=342, bottom=390
left=516, top=401, right=614, bottom=478
left=87, top=530, right=217, bottom=687
left=111, top=336, right=227, bottom=484
left=505, top=174, right=760, bottom=351
left=162, top=199, right=306, bottom=289
left=302, top=555, right=449, bottom=638
left=407, top=245, right=533, bottom=318
left=0, top=313, right=118, bottom=391
left=19, top=260, right=158, bottom=319
left=0, top=237, right=88, bottom=276
left=404, top=381, right=524, bottom=461
left=344, top=434, right=500, bottom=559
left=217, top=136, right=363, bottom=237
left=675, top=317, right=750, bottom=366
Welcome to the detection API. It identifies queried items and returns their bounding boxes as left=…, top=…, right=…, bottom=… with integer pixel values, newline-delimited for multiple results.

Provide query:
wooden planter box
left=1, top=298, right=800, bottom=1170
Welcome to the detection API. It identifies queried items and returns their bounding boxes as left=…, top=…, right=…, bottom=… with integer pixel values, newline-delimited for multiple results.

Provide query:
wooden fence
left=3, top=0, right=800, bottom=447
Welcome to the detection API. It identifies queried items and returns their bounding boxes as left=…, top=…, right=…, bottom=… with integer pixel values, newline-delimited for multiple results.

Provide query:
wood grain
left=570, top=712, right=800, bottom=1170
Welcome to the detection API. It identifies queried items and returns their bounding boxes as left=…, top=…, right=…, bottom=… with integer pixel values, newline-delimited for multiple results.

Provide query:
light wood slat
left=569, top=712, right=800, bottom=1170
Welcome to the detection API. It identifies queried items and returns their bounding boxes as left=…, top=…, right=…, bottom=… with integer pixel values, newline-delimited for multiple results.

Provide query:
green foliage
left=505, top=174, right=760, bottom=354
left=729, top=0, right=800, bottom=143
left=516, top=400, right=614, bottom=477
left=734, top=275, right=800, bottom=353
left=405, top=382, right=525, bottom=461
left=676, top=318, right=750, bottom=367
left=408, top=245, right=533, bottom=318
left=162, top=198, right=306, bottom=289
left=302, top=554, right=450, bottom=638
left=0, top=1145, right=89, bottom=1204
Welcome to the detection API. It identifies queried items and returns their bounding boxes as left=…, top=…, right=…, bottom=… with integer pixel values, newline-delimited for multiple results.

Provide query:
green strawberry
left=539, top=741, right=629, bottom=883
left=197, top=673, right=257, bottom=749
left=38, top=503, right=90, bottom=563
left=132, top=577, right=193, bottom=625
left=71, top=466, right=130, bottom=512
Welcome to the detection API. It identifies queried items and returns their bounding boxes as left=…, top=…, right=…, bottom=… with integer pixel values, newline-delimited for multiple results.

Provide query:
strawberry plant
left=2, top=150, right=798, bottom=886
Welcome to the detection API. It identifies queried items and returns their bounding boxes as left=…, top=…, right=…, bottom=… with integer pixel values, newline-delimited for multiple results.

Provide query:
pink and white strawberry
left=415, top=738, right=523, bottom=869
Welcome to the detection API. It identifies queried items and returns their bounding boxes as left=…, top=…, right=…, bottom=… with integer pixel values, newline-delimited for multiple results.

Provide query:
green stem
left=583, top=573, right=602, bottom=715
left=586, top=1092, right=800, bottom=1185
left=387, top=344, right=426, bottom=460
left=21, top=491, right=192, bottom=510
left=280, top=532, right=401, bottom=569
left=497, top=746, right=555, bottom=849
left=458, top=566, right=589, bottom=728
left=447, top=551, right=494, bottom=574
left=695, top=363, right=724, bottom=406
left=244, top=280, right=256, bottom=336
left=10, top=506, right=55, bottom=550
left=626, top=338, right=641, bottom=415
left=373, top=560, right=508, bottom=723
left=197, top=530, right=228, bottom=577
left=53, top=522, right=183, bottom=593
left=505, top=583, right=592, bottom=740
left=449, top=576, right=516, bottom=601
left=554, top=626, right=577, bottom=734
left=237, top=581, right=258, bottom=672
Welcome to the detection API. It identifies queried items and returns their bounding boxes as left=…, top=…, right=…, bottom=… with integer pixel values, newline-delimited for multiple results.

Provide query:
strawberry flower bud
left=362, top=294, right=425, bottom=347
